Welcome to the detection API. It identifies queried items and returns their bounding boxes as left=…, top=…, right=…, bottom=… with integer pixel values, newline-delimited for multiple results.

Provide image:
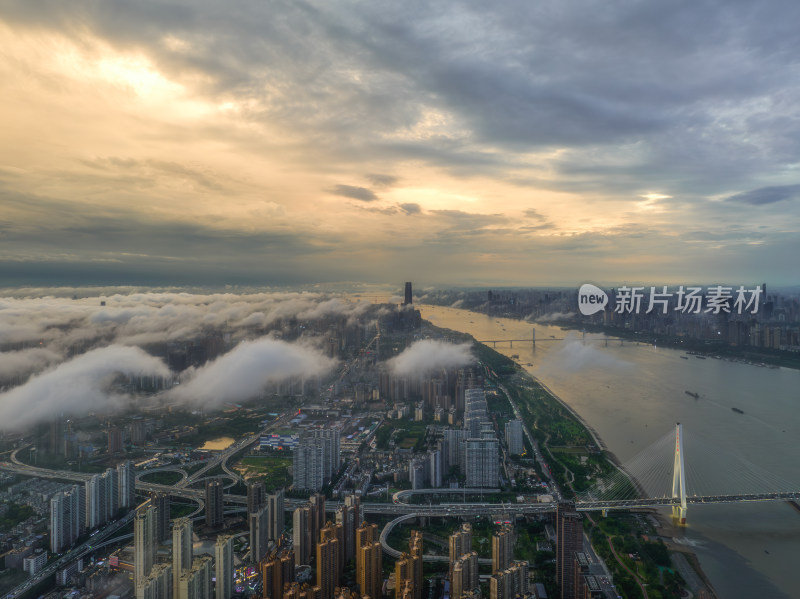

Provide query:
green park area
left=234, top=453, right=292, bottom=491
left=139, top=469, right=184, bottom=486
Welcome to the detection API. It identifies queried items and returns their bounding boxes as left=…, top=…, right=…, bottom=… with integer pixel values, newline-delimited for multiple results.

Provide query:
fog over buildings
left=0, top=291, right=392, bottom=430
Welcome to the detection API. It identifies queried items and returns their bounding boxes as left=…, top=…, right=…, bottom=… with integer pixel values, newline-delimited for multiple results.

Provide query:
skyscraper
left=408, top=531, right=423, bottom=599
left=491, top=524, right=514, bottom=574
left=320, top=521, right=345, bottom=581
left=117, top=460, right=136, bottom=509
left=250, top=506, right=270, bottom=563
left=267, top=489, right=285, bottom=542
left=151, top=492, right=171, bottom=542
left=403, top=282, right=413, bottom=306
left=135, top=502, right=158, bottom=597
left=215, top=535, right=234, bottom=599
left=247, top=481, right=266, bottom=515
left=451, top=552, right=479, bottom=599
left=309, top=494, right=326, bottom=547
left=178, top=556, right=212, bottom=599
left=394, top=553, right=412, bottom=599
left=490, top=561, right=528, bottom=599
left=448, top=523, right=472, bottom=565
left=86, top=468, right=118, bottom=529
left=263, top=548, right=296, bottom=599
left=316, top=533, right=339, bottom=599
left=504, top=420, right=524, bottom=456
left=205, top=480, right=224, bottom=528
left=140, top=563, right=173, bottom=599
left=465, top=438, right=499, bottom=487
left=556, top=502, right=583, bottom=599
left=356, top=523, right=381, bottom=599
left=173, top=518, right=194, bottom=599
left=293, top=441, right=324, bottom=491
left=107, top=426, right=123, bottom=454
left=293, top=506, right=312, bottom=566
left=50, top=485, right=85, bottom=553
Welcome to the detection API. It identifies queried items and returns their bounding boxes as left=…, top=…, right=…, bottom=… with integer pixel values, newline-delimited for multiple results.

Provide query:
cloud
left=169, top=337, right=336, bottom=408
left=366, top=173, right=398, bottom=188
left=523, top=208, right=546, bottom=220
left=399, top=202, right=421, bottom=215
left=330, top=185, right=379, bottom=202
left=0, top=345, right=170, bottom=431
left=0, top=347, right=62, bottom=382
left=387, top=339, right=474, bottom=376
left=531, top=311, right=576, bottom=322
left=546, top=339, right=632, bottom=373
left=724, top=184, right=800, bottom=205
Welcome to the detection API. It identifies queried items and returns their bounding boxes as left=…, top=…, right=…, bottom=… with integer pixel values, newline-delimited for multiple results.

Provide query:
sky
left=1, top=0, right=799, bottom=288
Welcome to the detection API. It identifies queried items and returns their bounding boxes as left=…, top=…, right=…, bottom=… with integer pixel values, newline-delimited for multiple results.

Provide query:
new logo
left=578, top=283, right=608, bottom=315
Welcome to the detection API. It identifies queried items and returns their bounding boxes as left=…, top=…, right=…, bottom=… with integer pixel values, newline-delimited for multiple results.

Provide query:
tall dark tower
left=404, top=282, right=413, bottom=305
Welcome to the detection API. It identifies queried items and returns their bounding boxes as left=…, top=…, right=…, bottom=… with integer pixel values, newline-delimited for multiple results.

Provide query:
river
left=419, top=304, right=800, bottom=599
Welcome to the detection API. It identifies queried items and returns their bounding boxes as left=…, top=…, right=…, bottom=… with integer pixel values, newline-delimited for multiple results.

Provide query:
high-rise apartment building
left=107, top=426, right=123, bottom=454
left=215, top=535, right=234, bottom=599
left=135, top=502, right=158, bottom=597
left=139, top=563, right=172, bottom=599
left=205, top=480, right=224, bottom=528
left=465, top=438, right=499, bottom=487
left=117, top=460, right=136, bottom=509
left=557, top=502, right=583, bottom=599
left=336, top=494, right=360, bottom=562
left=504, top=420, right=524, bottom=456
left=320, top=521, right=345, bottom=581
left=50, top=485, right=85, bottom=553
left=151, top=492, right=171, bottom=543
left=451, top=552, right=479, bottom=599
left=356, top=522, right=381, bottom=599
left=86, top=468, right=118, bottom=529
left=250, top=506, right=270, bottom=563
left=309, top=494, right=326, bottom=546
left=293, top=441, right=324, bottom=491
left=449, top=523, right=472, bottom=565
left=178, top=556, right=212, bottom=599
left=247, top=481, right=266, bottom=515
left=173, top=518, right=194, bottom=599
left=293, top=506, right=313, bottom=566
left=491, top=524, right=515, bottom=574
left=316, top=533, right=340, bottom=599
left=489, top=561, right=528, bottom=599
left=261, top=549, right=295, bottom=599
left=267, top=489, right=285, bottom=542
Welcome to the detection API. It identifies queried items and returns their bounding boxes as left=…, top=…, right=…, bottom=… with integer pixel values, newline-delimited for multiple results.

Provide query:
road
left=4, top=509, right=137, bottom=599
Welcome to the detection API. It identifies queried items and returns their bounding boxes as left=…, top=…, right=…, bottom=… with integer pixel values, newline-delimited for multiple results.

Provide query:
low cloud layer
left=0, top=347, right=62, bottom=382
left=169, top=337, right=336, bottom=408
left=0, top=345, right=170, bottom=431
left=0, top=290, right=382, bottom=429
left=0, top=290, right=372, bottom=351
left=547, top=339, right=632, bottom=373
left=387, top=339, right=474, bottom=376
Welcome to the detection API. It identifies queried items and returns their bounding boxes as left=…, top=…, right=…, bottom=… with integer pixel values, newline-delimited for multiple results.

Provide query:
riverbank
left=478, top=341, right=720, bottom=598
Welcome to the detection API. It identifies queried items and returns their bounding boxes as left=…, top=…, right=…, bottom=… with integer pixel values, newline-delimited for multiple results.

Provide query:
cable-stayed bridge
left=3, top=425, right=797, bottom=526
left=575, top=423, right=800, bottom=522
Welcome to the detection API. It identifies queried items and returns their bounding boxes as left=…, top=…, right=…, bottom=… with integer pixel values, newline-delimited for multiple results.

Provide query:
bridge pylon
left=672, top=422, right=688, bottom=524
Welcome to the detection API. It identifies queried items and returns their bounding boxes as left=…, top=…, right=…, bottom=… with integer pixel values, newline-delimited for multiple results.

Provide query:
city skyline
left=1, top=1, right=799, bottom=287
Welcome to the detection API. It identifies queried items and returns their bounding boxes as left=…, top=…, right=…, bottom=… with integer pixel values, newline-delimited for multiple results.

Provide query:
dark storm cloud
left=330, top=184, right=379, bottom=202
left=724, top=184, right=800, bottom=206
